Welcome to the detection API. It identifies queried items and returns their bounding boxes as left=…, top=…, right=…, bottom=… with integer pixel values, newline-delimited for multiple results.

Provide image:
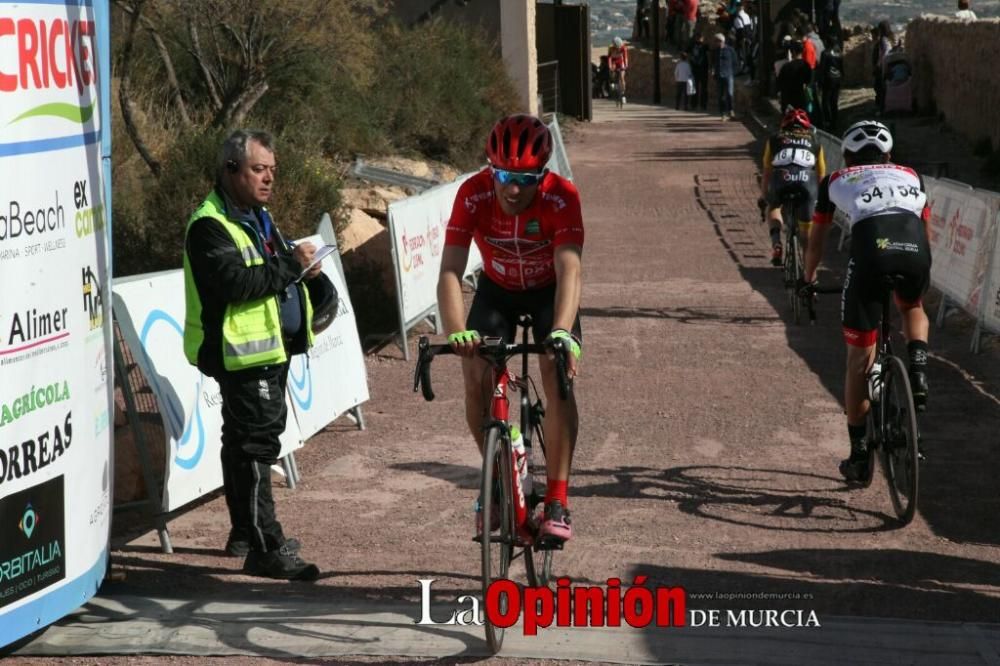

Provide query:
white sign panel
left=388, top=175, right=482, bottom=327
left=112, top=271, right=303, bottom=513
left=0, top=0, right=112, bottom=647
left=286, top=235, right=370, bottom=439
left=925, top=179, right=996, bottom=313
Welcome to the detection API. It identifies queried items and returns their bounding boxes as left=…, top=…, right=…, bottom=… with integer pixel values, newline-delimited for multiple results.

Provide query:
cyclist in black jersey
left=761, top=108, right=827, bottom=266
left=803, top=120, right=931, bottom=483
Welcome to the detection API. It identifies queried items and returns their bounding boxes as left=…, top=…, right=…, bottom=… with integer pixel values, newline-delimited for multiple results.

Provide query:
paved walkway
left=12, top=98, right=1000, bottom=664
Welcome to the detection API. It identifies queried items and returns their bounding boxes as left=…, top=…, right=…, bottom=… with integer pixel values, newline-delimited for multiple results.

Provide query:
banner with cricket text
left=0, top=0, right=112, bottom=648
left=112, top=271, right=304, bottom=513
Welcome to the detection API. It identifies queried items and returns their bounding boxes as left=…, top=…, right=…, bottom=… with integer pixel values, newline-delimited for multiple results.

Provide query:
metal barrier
left=538, top=60, right=560, bottom=115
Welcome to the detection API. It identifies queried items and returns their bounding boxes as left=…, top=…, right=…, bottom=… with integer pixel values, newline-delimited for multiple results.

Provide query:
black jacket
left=185, top=188, right=308, bottom=378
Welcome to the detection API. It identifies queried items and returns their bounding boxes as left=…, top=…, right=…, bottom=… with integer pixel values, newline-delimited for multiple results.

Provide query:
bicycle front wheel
left=481, top=426, right=514, bottom=653
left=879, top=355, right=920, bottom=524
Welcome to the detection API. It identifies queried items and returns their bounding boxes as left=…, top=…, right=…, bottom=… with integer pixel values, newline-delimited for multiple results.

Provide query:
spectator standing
left=689, top=32, right=711, bottom=111
left=873, top=21, right=893, bottom=114
left=776, top=40, right=812, bottom=112
left=674, top=52, right=695, bottom=110
left=818, top=39, right=844, bottom=128
left=712, top=33, right=738, bottom=120
left=666, top=0, right=680, bottom=45
left=732, top=3, right=752, bottom=74
left=801, top=29, right=818, bottom=69
left=636, top=0, right=652, bottom=41
left=773, top=34, right=793, bottom=78
left=183, top=129, right=327, bottom=581
left=820, top=0, right=842, bottom=44
left=680, top=0, right=700, bottom=50
left=955, top=0, right=977, bottom=20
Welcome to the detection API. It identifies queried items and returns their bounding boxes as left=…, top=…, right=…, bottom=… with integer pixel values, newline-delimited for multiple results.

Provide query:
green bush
left=111, top=4, right=519, bottom=276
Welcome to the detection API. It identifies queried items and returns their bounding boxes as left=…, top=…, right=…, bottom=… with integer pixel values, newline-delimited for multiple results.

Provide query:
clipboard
left=296, top=244, right=337, bottom=281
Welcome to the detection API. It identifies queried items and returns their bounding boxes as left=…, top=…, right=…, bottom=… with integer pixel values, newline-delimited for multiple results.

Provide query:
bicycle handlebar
left=413, top=336, right=573, bottom=402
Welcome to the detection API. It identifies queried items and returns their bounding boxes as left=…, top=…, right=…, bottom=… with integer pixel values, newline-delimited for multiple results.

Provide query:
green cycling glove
left=546, top=329, right=581, bottom=360
left=447, top=329, right=480, bottom=345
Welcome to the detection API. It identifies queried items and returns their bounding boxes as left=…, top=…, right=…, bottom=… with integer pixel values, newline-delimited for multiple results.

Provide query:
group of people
left=182, top=117, right=584, bottom=581
left=773, top=23, right=844, bottom=131
left=761, top=107, right=931, bottom=482
left=183, top=98, right=932, bottom=582
left=672, top=33, right=740, bottom=119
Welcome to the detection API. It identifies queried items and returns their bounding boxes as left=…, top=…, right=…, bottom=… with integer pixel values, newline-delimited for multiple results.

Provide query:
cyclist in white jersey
left=803, top=120, right=931, bottom=483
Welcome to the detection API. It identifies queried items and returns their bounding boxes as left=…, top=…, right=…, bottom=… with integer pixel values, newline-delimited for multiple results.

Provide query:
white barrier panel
left=925, top=179, right=996, bottom=313
left=286, top=235, right=370, bottom=439
left=547, top=116, right=574, bottom=181
left=977, top=197, right=1000, bottom=334
left=0, top=0, right=112, bottom=647
left=388, top=175, right=483, bottom=331
left=112, top=271, right=303, bottom=512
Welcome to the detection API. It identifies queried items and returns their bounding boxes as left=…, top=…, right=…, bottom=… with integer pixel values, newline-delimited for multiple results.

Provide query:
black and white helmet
left=841, top=120, right=893, bottom=155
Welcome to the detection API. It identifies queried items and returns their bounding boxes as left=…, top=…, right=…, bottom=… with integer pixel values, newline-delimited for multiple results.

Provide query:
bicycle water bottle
left=511, top=426, right=532, bottom=496
left=868, top=361, right=883, bottom=402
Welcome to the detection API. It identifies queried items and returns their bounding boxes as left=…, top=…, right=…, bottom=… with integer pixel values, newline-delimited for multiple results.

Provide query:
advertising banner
left=286, top=235, right=370, bottom=439
left=925, top=179, right=996, bottom=313
left=0, top=0, right=112, bottom=647
left=979, top=196, right=1000, bottom=334
left=388, top=175, right=483, bottom=328
left=112, top=271, right=303, bottom=513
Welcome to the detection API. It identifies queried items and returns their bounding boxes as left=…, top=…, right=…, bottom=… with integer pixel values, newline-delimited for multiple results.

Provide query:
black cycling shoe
left=909, top=369, right=928, bottom=412
left=839, top=441, right=870, bottom=484
left=243, top=544, right=319, bottom=581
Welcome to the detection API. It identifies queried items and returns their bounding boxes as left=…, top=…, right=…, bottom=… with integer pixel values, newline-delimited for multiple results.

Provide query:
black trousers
left=218, top=363, right=290, bottom=553
left=821, top=84, right=841, bottom=128
left=693, top=67, right=709, bottom=110
left=675, top=82, right=690, bottom=110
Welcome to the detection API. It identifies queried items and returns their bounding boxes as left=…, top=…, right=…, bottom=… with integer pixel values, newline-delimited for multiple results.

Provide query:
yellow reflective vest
left=183, top=191, right=313, bottom=372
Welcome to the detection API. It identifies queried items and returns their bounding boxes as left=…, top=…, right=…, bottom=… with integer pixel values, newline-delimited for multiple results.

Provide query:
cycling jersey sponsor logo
left=781, top=170, right=811, bottom=182
left=525, top=219, right=541, bottom=236
left=875, top=238, right=919, bottom=253
left=463, top=190, right=492, bottom=214
left=483, top=236, right=552, bottom=257
left=541, top=191, right=567, bottom=211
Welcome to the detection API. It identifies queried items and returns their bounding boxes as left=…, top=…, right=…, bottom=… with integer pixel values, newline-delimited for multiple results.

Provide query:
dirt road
left=10, top=99, right=1000, bottom=664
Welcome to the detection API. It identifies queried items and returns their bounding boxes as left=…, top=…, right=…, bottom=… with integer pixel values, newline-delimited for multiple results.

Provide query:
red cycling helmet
left=485, top=114, right=553, bottom=171
left=781, top=107, right=812, bottom=130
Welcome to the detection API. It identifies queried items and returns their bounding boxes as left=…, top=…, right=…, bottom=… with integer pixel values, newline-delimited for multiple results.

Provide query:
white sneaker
left=621, top=96, right=626, bottom=105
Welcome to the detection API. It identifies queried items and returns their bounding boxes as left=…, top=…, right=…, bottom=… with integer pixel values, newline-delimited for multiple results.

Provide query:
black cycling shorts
left=767, top=167, right=818, bottom=223
left=467, top=275, right=582, bottom=344
left=841, top=212, right=931, bottom=347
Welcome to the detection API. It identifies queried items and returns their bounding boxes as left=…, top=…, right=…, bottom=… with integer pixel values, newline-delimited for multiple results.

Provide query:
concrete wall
left=906, top=16, right=1000, bottom=150
left=501, top=0, right=539, bottom=115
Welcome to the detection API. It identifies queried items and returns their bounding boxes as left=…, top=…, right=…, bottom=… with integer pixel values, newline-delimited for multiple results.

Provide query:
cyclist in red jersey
left=608, top=37, right=629, bottom=104
left=438, top=114, right=584, bottom=545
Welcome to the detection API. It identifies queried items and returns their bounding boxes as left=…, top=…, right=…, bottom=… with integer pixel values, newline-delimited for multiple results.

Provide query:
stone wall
left=906, top=16, right=1000, bottom=150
